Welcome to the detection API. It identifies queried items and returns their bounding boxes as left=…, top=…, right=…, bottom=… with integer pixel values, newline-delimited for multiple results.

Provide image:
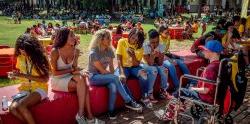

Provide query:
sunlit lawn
left=0, top=15, right=215, bottom=87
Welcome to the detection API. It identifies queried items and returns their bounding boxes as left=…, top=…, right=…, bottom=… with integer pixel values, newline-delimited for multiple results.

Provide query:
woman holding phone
left=9, top=34, right=50, bottom=124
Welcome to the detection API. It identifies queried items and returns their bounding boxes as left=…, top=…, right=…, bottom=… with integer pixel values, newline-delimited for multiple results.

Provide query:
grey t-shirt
left=143, top=42, right=165, bottom=55
left=88, top=48, right=115, bottom=74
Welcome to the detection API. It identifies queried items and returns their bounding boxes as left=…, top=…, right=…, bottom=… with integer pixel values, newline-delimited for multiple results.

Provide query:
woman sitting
left=182, top=21, right=193, bottom=39
left=88, top=29, right=142, bottom=119
left=158, top=26, right=192, bottom=91
left=50, top=28, right=103, bottom=124
left=10, top=34, right=50, bottom=124
left=115, top=28, right=155, bottom=108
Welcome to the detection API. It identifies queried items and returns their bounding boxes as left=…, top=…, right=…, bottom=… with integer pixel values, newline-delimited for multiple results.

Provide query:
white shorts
left=51, top=74, right=73, bottom=92
left=17, top=88, right=47, bottom=102
left=35, top=88, right=47, bottom=100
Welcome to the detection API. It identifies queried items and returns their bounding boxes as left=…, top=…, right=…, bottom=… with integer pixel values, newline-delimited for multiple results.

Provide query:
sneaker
left=108, top=111, right=117, bottom=120
left=159, top=91, right=173, bottom=100
left=125, top=100, right=142, bottom=111
left=165, top=92, right=174, bottom=100
left=140, top=97, right=153, bottom=109
left=75, top=114, right=87, bottom=124
left=245, top=64, right=250, bottom=72
left=87, top=118, right=105, bottom=124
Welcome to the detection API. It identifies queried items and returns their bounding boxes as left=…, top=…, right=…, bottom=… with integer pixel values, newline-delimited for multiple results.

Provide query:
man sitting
left=157, top=40, right=223, bottom=120
left=181, top=40, right=223, bottom=104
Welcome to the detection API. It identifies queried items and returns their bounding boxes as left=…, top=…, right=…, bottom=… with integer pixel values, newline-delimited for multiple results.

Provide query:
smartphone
left=12, top=92, right=28, bottom=101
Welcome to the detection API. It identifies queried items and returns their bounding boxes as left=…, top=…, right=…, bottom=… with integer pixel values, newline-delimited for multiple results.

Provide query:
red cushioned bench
left=0, top=50, right=206, bottom=124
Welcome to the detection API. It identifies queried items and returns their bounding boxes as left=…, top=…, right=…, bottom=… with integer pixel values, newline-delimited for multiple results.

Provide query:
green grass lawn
left=0, top=16, right=215, bottom=87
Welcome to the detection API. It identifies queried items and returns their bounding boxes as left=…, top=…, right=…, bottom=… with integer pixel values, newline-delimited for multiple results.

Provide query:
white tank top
left=57, top=49, right=76, bottom=70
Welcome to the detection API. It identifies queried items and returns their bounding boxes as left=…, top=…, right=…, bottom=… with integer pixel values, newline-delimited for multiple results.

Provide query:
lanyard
left=25, top=58, right=33, bottom=92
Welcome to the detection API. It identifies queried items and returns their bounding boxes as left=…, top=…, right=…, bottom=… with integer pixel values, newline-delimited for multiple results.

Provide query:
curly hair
left=53, top=27, right=72, bottom=49
left=15, top=35, right=50, bottom=77
left=88, top=29, right=111, bottom=51
left=128, top=28, right=145, bottom=49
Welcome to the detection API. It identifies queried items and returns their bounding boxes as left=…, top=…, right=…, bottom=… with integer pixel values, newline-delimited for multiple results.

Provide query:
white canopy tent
left=241, top=0, right=249, bottom=17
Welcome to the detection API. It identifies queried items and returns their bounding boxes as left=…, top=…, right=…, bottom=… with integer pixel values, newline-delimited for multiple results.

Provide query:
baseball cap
left=198, top=40, right=223, bottom=53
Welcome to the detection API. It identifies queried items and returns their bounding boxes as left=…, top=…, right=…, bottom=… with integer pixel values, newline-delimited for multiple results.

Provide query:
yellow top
left=238, top=24, right=245, bottom=35
left=246, top=16, right=250, bottom=29
left=160, top=35, right=170, bottom=52
left=222, top=33, right=228, bottom=48
left=192, top=23, right=199, bottom=33
left=38, top=37, right=52, bottom=46
left=116, top=38, right=143, bottom=67
left=230, top=55, right=238, bottom=92
left=16, top=55, right=48, bottom=93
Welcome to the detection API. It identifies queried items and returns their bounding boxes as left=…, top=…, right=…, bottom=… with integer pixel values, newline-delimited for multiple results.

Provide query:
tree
left=197, top=0, right=206, bottom=18
left=150, top=0, right=155, bottom=8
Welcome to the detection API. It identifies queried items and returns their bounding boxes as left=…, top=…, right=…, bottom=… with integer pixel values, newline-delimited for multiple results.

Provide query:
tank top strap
left=71, top=49, right=76, bottom=64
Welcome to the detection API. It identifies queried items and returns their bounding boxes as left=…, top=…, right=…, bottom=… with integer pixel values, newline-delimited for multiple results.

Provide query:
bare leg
left=84, top=83, right=94, bottom=119
left=68, top=75, right=87, bottom=116
left=10, top=101, right=25, bottom=122
left=16, top=92, right=41, bottom=124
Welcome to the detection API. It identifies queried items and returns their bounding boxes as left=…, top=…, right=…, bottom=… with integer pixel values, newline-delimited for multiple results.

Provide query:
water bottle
left=7, top=72, right=14, bottom=79
left=2, top=96, right=8, bottom=111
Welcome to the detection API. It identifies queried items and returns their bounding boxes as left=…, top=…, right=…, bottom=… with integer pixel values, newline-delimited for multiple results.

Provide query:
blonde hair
left=89, top=29, right=112, bottom=51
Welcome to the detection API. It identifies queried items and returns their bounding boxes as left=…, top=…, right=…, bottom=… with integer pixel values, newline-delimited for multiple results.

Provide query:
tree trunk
left=31, top=0, right=34, bottom=10
left=45, top=0, right=50, bottom=13
left=150, top=0, right=155, bottom=8
left=197, top=0, right=202, bottom=18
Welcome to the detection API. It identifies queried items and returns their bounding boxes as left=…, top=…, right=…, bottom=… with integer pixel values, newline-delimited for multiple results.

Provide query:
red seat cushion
left=0, top=48, right=16, bottom=77
left=0, top=45, right=10, bottom=49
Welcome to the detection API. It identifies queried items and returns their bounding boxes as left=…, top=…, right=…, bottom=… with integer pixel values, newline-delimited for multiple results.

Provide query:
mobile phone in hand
left=12, top=92, right=28, bottom=101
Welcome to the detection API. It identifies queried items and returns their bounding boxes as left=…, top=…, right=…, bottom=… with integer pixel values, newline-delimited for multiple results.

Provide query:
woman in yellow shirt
left=10, top=35, right=50, bottom=124
left=116, top=28, right=154, bottom=108
left=238, top=18, right=247, bottom=37
left=192, top=20, right=199, bottom=33
left=158, top=25, right=170, bottom=53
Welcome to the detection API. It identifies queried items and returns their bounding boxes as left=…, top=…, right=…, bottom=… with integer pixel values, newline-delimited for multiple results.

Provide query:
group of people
left=191, top=16, right=250, bottom=69
left=159, top=15, right=250, bottom=120
left=154, top=16, right=207, bottom=40
left=6, top=14, right=250, bottom=124
left=9, top=20, right=194, bottom=124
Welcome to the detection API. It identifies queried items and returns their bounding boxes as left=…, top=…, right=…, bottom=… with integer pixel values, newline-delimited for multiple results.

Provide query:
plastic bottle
left=2, top=96, right=8, bottom=111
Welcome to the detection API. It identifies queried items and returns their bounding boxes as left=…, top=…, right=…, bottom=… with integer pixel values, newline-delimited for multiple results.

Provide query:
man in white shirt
left=142, top=29, right=173, bottom=101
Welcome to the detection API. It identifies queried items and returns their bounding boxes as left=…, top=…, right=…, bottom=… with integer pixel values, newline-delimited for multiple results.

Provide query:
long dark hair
left=53, top=28, right=71, bottom=49
left=232, top=28, right=241, bottom=39
left=15, top=35, right=50, bottom=77
left=128, top=28, right=145, bottom=49
left=116, top=24, right=123, bottom=34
